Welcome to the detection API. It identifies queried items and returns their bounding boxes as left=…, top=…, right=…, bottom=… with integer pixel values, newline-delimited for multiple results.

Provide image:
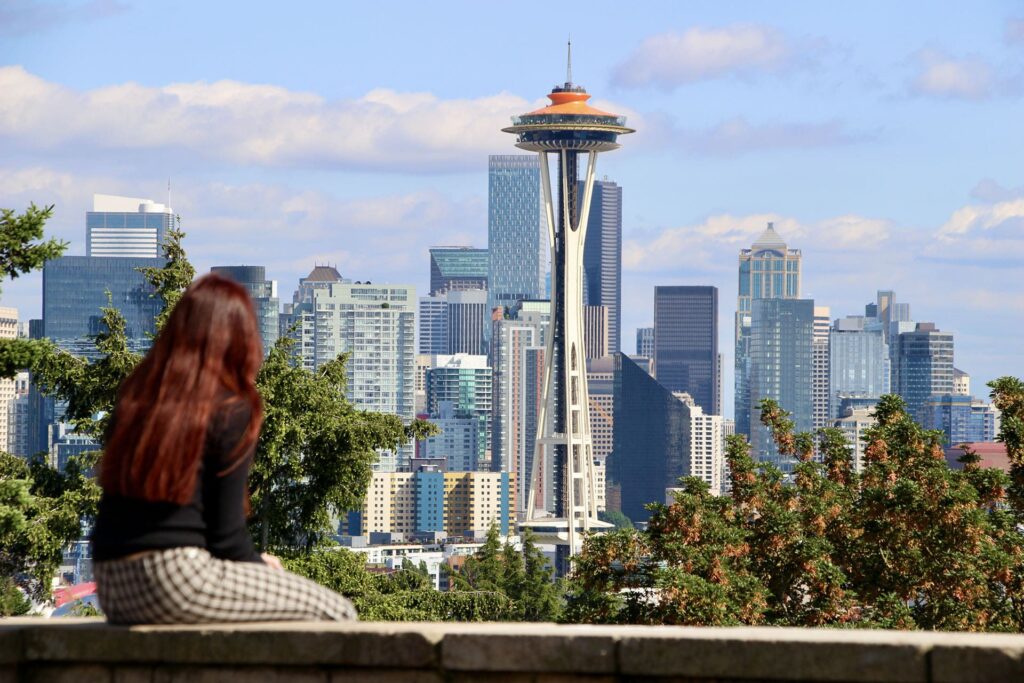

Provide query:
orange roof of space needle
left=523, top=89, right=620, bottom=119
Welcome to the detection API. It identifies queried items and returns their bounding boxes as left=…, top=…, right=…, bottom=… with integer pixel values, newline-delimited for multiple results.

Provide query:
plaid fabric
left=95, top=547, right=357, bottom=625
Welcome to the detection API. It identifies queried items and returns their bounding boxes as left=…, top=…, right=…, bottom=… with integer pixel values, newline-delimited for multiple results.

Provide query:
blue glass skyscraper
left=610, top=353, right=691, bottom=524
left=429, top=247, right=488, bottom=295
left=735, top=224, right=802, bottom=437
left=487, top=155, right=545, bottom=324
left=579, top=179, right=622, bottom=354
left=43, top=256, right=164, bottom=357
left=829, top=316, right=890, bottom=418
left=210, top=266, right=279, bottom=356
left=654, top=285, right=719, bottom=415
left=749, top=298, right=814, bottom=472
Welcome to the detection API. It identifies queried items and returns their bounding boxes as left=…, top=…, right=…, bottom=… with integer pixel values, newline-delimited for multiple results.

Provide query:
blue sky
left=1, top=0, right=1022, bottom=416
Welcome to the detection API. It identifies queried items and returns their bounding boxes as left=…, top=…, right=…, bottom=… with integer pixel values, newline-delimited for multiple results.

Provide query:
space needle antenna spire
left=566, top=38, right=572, bottom=84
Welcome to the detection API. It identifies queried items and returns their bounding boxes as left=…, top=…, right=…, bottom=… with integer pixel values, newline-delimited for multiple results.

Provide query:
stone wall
left=2, top=617, right=1023, bottom=682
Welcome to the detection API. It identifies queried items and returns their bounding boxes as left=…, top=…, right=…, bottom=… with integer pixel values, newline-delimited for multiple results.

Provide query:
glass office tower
left=829, top=316, right=890, bottom=418
left=579, top=179, right=622, bottom=354
left=487, top=155, right=545, bottom=325
left=43, top=256, right=165, bottom=357
left=429, top=247, right=488, bottom=295
left=891, top=322, right=954, bottom=423
left=735, top=223, right=802, bottom=437
left=749, top=298, right=814, bottom=472
left=654, top=285, right=719, bottom=415
left=609, top=353, right=691, bottom=524
left=210, top=266, right=279, bottom=356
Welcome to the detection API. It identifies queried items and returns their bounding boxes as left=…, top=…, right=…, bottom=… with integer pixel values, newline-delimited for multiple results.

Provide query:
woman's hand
left=261, top=552, right=283, bottom=570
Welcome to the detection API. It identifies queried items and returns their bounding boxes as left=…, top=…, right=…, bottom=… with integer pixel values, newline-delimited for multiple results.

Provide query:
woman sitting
left=91, top=274, right=356, bottom=624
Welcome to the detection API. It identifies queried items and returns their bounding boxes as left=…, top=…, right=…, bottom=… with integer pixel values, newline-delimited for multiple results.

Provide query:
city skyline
left=2, top=2, right=1022, bottom=419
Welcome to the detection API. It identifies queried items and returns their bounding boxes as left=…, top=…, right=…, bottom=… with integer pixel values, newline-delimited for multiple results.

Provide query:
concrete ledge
left=2, top=618, right=1024, bottom=682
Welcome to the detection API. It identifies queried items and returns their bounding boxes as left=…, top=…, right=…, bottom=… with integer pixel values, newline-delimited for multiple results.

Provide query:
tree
left=283, top=543, right=515, bottom=621
left=249, top=336, right=433, bottom=550
left=597, top=509, right=633, bottom=530
left=0, top=451, right=99, bottom=614
left=0, top=204, right=69, bottom=381
left=566, top=391, right=1024, bottom=631
left=0, top=204, right=68, bottom=297
left=448, top=524, right=562, bottom=621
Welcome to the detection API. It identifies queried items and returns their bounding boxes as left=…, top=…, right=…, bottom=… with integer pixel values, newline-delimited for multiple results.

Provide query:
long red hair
left=101, top=273, right=264, bottom=504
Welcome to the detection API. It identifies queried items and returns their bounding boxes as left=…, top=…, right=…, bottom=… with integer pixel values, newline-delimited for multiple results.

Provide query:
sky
left=1, top=0, right=1022, bottom=418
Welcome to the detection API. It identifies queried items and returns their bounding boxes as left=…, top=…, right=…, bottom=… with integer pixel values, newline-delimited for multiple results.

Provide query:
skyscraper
left=609, top=353, right=692, bottom=523
left=487, top=155, right=545, bottom=321
left=424, top=354, right=492, bottom=470
left=426, top=354, right=491, bottom=427
left=503, top=55, right=633, bottom=564
left=445, top=289, right=488, bottom=355
left=654, top=286, right=719, bottom=415
left=429, top=247, right=488, bottom=295
left=583, top=305, right=609, bottom=360
left=920, top=394, right=996, bottom=445
left=635, top=327, right=654, bottom=358
left=586, top=355, right=615, bottom=465
left=418, top=295, right=447, bottom=355
left=735, top=223, right=802, bottom=437
left=812, top=306, right=831, bottom=431
left=43, top=256, right=164, bottom=357
left=0, top=307, right=18, bottom=454
left=210, top=266, right=279, bottom=355
left=86, top=194, right=172, bottom=258
left=579, top=178, right=622, bottom=354
left=829, top=315, right=890, bottom=418
left=286, top=275, right=416, bottom=471
left=891, top=322, right=954, bottom=423
left=749, top=298, right=814, bottom=471
left=490, top=301, right=549, bottom=513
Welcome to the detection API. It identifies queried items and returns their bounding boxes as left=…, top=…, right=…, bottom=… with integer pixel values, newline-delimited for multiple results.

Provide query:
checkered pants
left=95, top=547, right=357, bottom=625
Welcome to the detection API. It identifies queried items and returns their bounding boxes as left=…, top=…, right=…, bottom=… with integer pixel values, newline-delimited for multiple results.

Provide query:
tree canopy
left=566, top=390, right=1024, bottom=631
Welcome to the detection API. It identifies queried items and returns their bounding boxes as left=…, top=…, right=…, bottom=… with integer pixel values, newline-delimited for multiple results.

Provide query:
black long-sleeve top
left=91, top=400, right=261, bottom=563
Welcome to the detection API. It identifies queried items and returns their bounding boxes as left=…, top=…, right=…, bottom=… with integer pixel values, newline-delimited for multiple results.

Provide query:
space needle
left=503, top=44, right=634, bottom=571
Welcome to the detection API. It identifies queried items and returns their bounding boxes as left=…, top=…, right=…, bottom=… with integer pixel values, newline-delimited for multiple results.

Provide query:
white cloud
left=0, top=66, right=532, bottom=173
left=611, top=25, right=792, bottom=89
left=623, top=212, right=889, bottom=273
left=937, top=199, right=1024, bottom=237
left=907, top=49, right=996, bottom=100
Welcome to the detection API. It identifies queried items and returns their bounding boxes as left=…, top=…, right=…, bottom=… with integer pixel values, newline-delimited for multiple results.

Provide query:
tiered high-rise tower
left=502, top=46, right=633, bottom=565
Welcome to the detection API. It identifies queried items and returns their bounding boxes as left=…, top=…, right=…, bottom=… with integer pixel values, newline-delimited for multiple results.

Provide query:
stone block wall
left=2, top=618, right=1024, bottom=682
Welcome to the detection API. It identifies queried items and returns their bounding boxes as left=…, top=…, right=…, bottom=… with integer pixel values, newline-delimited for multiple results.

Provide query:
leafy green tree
left=0, top=452, right=99, bottom=613
left=283, top=543, right=515, bottom=621
left=0, top=204, right=68, bottom=297
left=567, top=391, right=1024, bottom=631
left=597, top=509, right=633, bottom=530
left=250, top=336, right=434, bottom=551
left=448, top=524, right=562, bottom=621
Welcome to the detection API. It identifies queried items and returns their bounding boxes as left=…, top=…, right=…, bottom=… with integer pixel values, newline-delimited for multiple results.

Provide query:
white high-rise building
left=86, top=194, right=173, bottom=257
left=0, top=307, right=19, bottom=451
left=835, top=406, right=877, bottom=473
left=673, top=392, right=724, bottom=495
left=290, top=280, right=416, bottom=471
left=812, top=306, right=832, bottom=431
